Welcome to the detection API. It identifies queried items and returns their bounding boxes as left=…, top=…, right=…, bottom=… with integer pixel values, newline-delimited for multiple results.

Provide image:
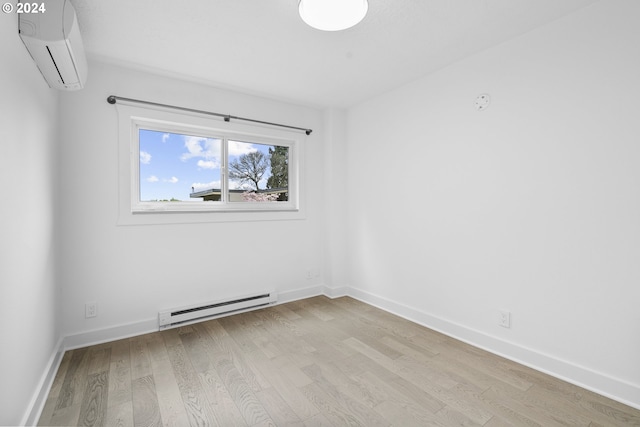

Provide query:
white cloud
left=162, top=133, right=170, bottom=143
left=228, top=140, right=258, bottom=157
left=146, top=175, right=159, bottom=183
left=140, top=151, right=151, bottom=164
left=163, top=176, right=179, bottom=184
left=181, top=136, right=220, bottom=161
left=197, top=160, right=218, bottom=170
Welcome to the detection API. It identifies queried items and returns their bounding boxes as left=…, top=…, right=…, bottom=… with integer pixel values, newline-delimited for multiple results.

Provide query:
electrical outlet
left=85, top=302, right=97, bottom=318
left=498, top=310, right=511, bottom=328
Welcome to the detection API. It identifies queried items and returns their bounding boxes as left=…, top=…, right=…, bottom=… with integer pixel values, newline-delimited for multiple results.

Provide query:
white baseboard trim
left=63, top=318, right=159, bottom=351
left=346, top=287, right=640, bottom=411
left=61, top=286, right=327, bottom=352
left=322, top=285, right=349, bottom=298
left=277, top=284, right=324, bottom=303
left=21, top=337, right=65, bottom=426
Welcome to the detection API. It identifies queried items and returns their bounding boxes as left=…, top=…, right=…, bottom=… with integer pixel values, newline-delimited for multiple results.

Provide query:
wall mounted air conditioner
left=18, top=0, right=88, bottom=90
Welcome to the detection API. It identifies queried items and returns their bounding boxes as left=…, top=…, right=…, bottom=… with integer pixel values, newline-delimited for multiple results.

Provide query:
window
left=117, top=104, right=303, bottom=224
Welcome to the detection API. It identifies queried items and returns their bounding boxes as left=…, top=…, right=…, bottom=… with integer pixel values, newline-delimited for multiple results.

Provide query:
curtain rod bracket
left=106, top=94, right=312, bottom=136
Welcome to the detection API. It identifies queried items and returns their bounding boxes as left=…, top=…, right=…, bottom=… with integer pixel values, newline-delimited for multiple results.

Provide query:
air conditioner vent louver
left=159, top=291, right=277, bottom=330
left=45, top=46, right=65, bottom=84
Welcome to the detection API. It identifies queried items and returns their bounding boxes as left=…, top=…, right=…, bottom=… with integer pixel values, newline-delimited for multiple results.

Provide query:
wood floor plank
left=197, top=368, right=248, bottom=427
left=332, top=352, right=396, bottom=382
left=374, top=399, right=452, bottom=427
left=509, top=361, right=640, bottom=426
left=148, top=353, right=191, bottom=426
left=144, top=330, right=170, bottom=364
left=385, top=374, right=446, bottom=413
left=247, top=349, right=319, bottom=420
left=300, top=382, right=374, bottom=427
left=251, top=309, right=313, bottom=355
left=299, top=413, right=336, bottom=426
left=78, top=370, right=109, bottom=427
left=302, top=362, right=382, bottom=409
left=198, top=318, right=232, bottom=352
left=428, top=349, right=520, bottom=396
left=577, top=394, right=640, bottom=427
left=132, top=375, right=162, bottom=427
left=435, top=338, right=535, bottom=392
left=480, top=386, right=568, bottom=427
left=106, top=339, right=132, bottom=410
left=301, top=366, right=389, bottom=426
left=357, top=370, right=446, bottom=423
left=522, top=384, right=598, bottom=425
left=162, top=328, right=217, bottom=426
left=104, top=401, right=134, bottom=427
left=87, top=346, right=112, bottom=376
left=344, top=336, right=495, bottom=425
left=55, top=347, right=89, bottom=411
left=270, top=303, right=303, bottom=321
left=37, top=395, right=59, bottom=426
left=49, top=403, right=82, bottom=426
left=130, top=335, right=153, bottom=380
left=269, top=354, right=314, bottom=388
left=328, top=296, right=376, bottom=316
left=298, top=319, right=357, bottom=363
left=200, top=325, right=282, bottom=402
left=38, top=296, right=640, bottom=427
left=212, top=356, right=275, bottom=426
left=254, top=387, right=301, bottom=426
left=217, top=314, right=264, bottom=355
left=401, top=327, right=446, bottom=356
left=350, top=304, right=421, bottom=340
left=291, top=298, right=335, bottom=322
left=434, top=404, right=485, bottom=426
left=176, top=329, right=211, bottom=373
left=192, top=321, right=272, bottom=394
left=344, top=336, right=457, bottom=390
left=379, top=334, right=439, bottom=361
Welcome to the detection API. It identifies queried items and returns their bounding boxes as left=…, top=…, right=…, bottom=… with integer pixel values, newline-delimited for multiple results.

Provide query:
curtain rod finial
left=107, top=96, right=117, bottom=104
left=305, top=129, right=312, bottom=135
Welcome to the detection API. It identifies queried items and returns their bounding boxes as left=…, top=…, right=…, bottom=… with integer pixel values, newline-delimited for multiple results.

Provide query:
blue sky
left=139, top=129, right=277, bottom=201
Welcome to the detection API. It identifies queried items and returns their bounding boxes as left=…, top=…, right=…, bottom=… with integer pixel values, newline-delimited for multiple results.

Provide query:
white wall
left=0, top=12, right=61, bottom=426
left=7, top=0, right=640, bottom=420
left=347, top=0, right=640, bottom=407
left=57, top=61, right=326, bottom=341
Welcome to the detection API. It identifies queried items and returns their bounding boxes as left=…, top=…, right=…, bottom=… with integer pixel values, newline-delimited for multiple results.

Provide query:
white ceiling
left=72, top=0, right=598, bottom=108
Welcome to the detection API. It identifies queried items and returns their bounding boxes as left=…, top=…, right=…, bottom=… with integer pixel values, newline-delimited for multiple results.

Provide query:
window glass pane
left=139, top=129, right=222, bottom=202
left=227, top=140, right=289, bottom=202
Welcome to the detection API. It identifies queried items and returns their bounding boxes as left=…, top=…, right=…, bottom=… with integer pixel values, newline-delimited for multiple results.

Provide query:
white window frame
left=117, top=103, right=304, bottom=225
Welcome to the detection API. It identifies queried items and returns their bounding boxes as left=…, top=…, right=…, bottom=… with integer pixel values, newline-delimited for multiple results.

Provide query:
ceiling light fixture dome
left=299, top=0, right=369, bottom=32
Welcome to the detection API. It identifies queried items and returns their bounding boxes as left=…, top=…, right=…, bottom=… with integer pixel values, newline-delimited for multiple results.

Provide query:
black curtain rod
left=106, top=95, right=312, bottom=135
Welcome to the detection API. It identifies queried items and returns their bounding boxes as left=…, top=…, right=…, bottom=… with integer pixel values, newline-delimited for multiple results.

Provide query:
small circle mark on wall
left=475, top=93, right=491, bottom=111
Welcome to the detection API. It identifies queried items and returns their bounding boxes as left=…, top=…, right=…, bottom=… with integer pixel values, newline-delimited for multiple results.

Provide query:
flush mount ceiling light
left=299, top=0, right=369, bottom=31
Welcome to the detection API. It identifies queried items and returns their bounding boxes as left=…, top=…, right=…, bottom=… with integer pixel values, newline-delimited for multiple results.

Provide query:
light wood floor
left=38, top=296, right=640, bottom=426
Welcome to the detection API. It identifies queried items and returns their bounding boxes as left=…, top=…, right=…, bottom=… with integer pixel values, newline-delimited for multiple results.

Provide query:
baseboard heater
left=158, top=291, right=277, bottom=330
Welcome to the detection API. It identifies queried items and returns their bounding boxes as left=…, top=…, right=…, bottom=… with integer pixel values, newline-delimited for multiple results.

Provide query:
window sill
left=118, top=207, right=305, bottom=226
